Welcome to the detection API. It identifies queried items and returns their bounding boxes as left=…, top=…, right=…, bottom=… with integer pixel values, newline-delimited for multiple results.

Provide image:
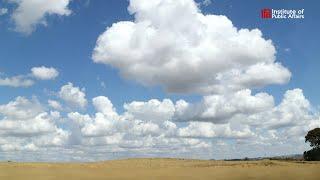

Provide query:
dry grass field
left=0, top=158, right=320, bottom=180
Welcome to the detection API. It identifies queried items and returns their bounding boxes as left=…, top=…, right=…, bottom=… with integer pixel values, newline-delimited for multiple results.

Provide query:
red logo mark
left=261, top=8, right=272, bottom=19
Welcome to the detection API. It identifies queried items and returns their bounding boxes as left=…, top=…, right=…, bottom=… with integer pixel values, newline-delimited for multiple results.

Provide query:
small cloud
left=8, top=0, right=72, bottom=35
left=31, top=66, right=59, bottom=80
left=284, top=48, right=291, bottom=52
left=0, top=66, right=59, bottom=88
left=202, top=0, right=212, bottom=6
left=100, top=81, right=106, bottom=89
left=97, top=76, right=106, bottom=89
left=0, top=8, right=8, bottom=16
left=0, top=75, right=34, bottom=87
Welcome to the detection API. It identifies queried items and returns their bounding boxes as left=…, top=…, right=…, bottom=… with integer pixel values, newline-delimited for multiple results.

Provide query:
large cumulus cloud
left=92, top=0, right=291, bottom=94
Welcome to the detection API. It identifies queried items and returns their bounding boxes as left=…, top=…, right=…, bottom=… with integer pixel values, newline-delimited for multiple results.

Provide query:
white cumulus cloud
left=0, top=88, right=319, bottom=161
left=8, top=0, right=72, bottom=34
left=0, top=97, right=69, bottom=152
left=92, top=0, right=291, bottom=95
left=59, top=82, right=88, bottom=109
left=178, top=122, right=254, bottom=139
left=175, top=89, right=274, bottom=123
left=0, top=66, right=59, bottom=88
left=244, top=89, right=313, bottom=129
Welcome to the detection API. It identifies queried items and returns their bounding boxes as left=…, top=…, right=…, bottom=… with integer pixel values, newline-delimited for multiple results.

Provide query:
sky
left=0, top=0, right=319, bottom=162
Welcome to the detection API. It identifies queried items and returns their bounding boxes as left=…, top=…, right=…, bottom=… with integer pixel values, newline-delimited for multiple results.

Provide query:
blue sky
left=0, top=0, right=205, bottom=112
left=0, top=0, right=319, bottom=108
left=0, top=0, right=319, bottom=161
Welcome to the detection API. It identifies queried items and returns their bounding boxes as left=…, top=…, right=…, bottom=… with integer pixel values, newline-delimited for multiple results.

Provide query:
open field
left=1, top=158, right=320, bottom=180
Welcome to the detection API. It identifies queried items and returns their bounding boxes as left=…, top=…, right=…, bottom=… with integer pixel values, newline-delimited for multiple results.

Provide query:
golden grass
left=1, top=158, right=320, bottom=180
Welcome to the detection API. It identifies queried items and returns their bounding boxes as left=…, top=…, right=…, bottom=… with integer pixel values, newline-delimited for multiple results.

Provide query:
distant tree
left=304, top=128, right=320, bottom=161
left=305, top=128, right=320, bottom=148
